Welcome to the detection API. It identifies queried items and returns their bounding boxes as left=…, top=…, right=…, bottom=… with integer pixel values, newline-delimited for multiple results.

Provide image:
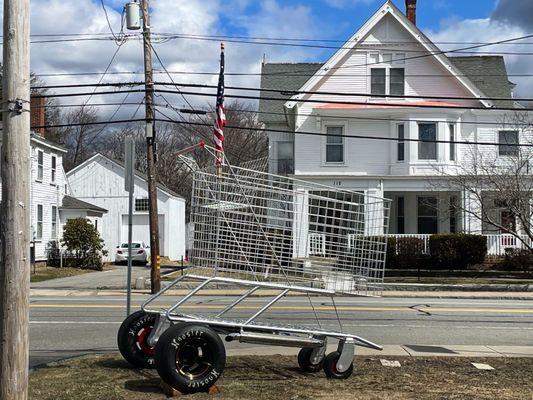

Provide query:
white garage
left=67, top=154, right=186, bottom=261
left=120, top=214, right=165, bottom=254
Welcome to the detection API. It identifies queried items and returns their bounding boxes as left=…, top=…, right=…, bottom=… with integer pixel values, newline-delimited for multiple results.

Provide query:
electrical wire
left=20, top=117, right=533, bottom=149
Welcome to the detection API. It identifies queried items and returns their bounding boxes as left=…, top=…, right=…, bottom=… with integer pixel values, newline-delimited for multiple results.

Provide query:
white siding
left=67, top=155, right=186, bottom=261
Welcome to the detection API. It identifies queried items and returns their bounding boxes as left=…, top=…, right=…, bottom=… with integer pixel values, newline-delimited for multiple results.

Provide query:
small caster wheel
left=323, top=351, right=353, bottom=379
left=155, top=324, right=226, bottom=394
left=117, top=310, right=158, bottom=368
left=298, top=347, right=324, bottom=373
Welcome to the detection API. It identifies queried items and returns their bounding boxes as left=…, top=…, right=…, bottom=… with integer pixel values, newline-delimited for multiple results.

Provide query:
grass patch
left=30, top=354, right=533, bottom=400
left=30, top=263, right=114, bottom=283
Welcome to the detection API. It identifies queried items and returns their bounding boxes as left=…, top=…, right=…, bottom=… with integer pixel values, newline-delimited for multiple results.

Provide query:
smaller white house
left=66, top=153, right=186, bottom=261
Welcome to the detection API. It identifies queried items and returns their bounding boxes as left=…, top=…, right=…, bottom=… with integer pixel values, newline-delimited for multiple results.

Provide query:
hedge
left=428, top=234, right=487, bottom=269
left=385, top=234, right=487, bottom=270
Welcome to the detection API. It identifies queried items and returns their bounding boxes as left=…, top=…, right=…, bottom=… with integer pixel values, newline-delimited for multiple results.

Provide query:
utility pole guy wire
left=0, top=0, right=31, bottom=399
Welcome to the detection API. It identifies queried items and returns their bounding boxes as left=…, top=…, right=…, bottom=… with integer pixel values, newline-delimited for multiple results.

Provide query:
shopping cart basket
left=117, top=146, right=391, bottom=393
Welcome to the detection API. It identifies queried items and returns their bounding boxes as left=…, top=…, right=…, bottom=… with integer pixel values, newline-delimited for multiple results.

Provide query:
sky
left=2, top=0, right=533, bottom=119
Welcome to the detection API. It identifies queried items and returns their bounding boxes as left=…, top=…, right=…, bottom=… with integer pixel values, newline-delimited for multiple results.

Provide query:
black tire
left=155, top=324, right=226, bottom=394
left=323, top=351, right=353, bottom=379
left=298, top=347, right=324, bottom=373
left=117, top=310, right=158, bottom=369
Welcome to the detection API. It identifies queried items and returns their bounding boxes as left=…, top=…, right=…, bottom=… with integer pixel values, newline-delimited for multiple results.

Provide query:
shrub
left=429, top=234, right=487, bottom=269
left=496, top=249, right=533, bottom=271
left=386, top=237, right=426, bottom=269
left=61, top=218, right=107, bottom=270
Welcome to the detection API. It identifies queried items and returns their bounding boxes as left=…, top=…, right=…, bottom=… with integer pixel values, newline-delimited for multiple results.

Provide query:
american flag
left=213, top=43, right=226, bottom=166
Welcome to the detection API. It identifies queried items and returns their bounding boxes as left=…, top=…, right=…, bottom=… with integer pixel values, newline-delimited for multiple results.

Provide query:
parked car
left=115, top=241, right=150, bottom=265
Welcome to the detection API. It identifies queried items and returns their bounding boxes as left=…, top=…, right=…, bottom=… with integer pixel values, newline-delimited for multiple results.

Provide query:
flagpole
left=214, top=42, right=225, bottom=274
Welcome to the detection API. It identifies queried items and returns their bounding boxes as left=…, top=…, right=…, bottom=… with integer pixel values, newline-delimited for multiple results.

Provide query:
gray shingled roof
left=259, top=63, right=322, bottom=124
left=258, top=56, right=516, bottom=124
left=60, top=195, right=108, bottom=213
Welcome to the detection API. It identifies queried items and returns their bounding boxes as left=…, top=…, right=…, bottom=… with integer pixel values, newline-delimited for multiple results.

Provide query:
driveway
left=30, top=265, right=177, bottom=290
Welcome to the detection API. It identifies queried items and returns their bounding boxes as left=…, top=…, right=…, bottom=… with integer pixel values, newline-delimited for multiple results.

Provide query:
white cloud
left=324, top=0, right=377, bottom=9
left=426, top=17, right=533, bottom=99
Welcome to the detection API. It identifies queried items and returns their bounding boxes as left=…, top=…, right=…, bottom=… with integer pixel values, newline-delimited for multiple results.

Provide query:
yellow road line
left=29, top=304, right=533, bottom=313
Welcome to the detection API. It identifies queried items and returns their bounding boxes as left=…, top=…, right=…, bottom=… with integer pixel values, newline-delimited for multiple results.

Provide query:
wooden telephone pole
left=0, top=0, right=31, bottom=398
left=141, top=0, right=161, bottom=293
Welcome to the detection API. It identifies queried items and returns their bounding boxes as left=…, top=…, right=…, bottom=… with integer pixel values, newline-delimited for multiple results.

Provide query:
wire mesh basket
left=188, top=160, right=391, bottom=297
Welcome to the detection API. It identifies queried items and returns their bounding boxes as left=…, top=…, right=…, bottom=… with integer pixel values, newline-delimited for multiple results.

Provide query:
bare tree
left=433, top=111, right=533, bottom=249
left=57, top=105, right=101, bottom=170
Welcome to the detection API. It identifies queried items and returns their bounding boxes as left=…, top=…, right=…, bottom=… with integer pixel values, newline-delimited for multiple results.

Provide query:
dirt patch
left=29, top=354, right=533, bottom=400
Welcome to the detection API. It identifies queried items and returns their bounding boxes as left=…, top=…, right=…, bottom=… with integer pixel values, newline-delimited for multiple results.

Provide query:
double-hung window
left=277, top=141, right=294, bottom=174
left=498, top=130, right=519, bottom=156
left=418, top=123, right=437, bottom=160
left=51, top=206, right=57, bottom=239
left=449, top=124, right=456, bottom=161
left=51, top=155, right=57, bottom=183
left=417, top=196, right=438, bottom=234
left=37, top=150, right=44, bottom=181
left=370, top=68, right=386, bottom=96
left=390, top=68, right=405, bottom=95
left=36, top=205, right=43, bottom=240
left=397, top=196, right=405, bottom=234
left=325, top=126, right=344, bottom=163
left=397, top=124, right=405, bottom=162
left=369, top=53, right=405, bottom=97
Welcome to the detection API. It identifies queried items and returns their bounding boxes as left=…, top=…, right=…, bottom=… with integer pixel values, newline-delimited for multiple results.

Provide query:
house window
left=499, top=130, right=519, bottom=156
left=417, top=196, right=438, bottom=234
left=370, top=68, right=386, bottom=96
left=36, top=204, right=43, bottom=240
left=397, top=124, right=405, bottom=162
left=37, top=150, right=44, bottom=181
left=500, top=210, right=516, bottom=233
left=51, top=155, right=57, bottom=183
left=449, top=124, right=456, bottom=161
left=135, top=198, right=150, bottom=212
left=277, top=141, right=294, bottom=174
left=390, top=68, right=405, bottom=96
left=418, top=123, right=437, bottom=160
left=449, top=196, right=457, bottom=233
left=397, top=196, right=405, bottom=234
left=51, top=206, right=57, bottom=239
left=325, top=126, right=344, bottom=163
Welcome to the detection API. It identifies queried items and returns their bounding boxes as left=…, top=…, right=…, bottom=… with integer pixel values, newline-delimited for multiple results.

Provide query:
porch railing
left=311, top=233, right=532, bottom=257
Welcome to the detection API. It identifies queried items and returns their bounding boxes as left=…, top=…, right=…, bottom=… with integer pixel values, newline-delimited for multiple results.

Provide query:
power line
left=21, top=117, right=533, bottom=149
left=159, top=34, right=533, bottom=56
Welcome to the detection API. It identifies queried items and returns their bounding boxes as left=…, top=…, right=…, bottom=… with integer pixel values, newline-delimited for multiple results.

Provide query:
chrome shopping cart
left=117, top=146, right=391, bottom=394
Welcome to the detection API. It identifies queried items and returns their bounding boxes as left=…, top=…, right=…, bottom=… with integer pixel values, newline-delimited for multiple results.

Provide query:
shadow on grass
left=124, top=378, right=163, bottom=394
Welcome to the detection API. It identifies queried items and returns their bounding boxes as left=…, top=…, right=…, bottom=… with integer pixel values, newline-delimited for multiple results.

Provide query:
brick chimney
left=406, top=0, right=417, bottom=25
left=30, top=96, right=45, bottom=136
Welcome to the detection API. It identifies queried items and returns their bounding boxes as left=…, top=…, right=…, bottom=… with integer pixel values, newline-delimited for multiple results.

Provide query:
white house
left=0, top=130, right=107, bottom=261
left=66, top=153, right=186, bottom=261
left=260, top=0, right=527, bottom=253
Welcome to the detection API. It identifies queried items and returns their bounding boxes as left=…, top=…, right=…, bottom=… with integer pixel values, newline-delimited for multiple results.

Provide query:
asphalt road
left=29, top=295, right=533, bottom=368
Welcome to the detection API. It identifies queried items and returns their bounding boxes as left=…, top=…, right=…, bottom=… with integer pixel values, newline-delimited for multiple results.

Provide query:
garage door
left=121, top=214, right=165, bottom=256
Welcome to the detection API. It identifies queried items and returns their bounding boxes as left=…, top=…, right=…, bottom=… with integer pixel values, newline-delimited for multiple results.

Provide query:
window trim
left=51, top=155, right=57, bottom=183
left=498, top=130, right=519, bottom=157
left=135, top=197, right=150, bottom=212
left=449, top=123, right=456, bottom=162
left=36, top=204, right=43, bottom=240
left=36, top=150, right=44, bottom=182
left=418, top=122, right=438, bottom=161
left=397, top=124, right=405, bottom=162
left=51, top=206, right=57, bottom=239
left=323, top=123, right=346, bottom=165
left=417, top=196, right=439, bottom=234
left=397, top=196, right=405, bottom=234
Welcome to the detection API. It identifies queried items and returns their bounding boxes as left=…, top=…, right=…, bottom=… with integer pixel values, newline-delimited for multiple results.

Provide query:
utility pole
left=141, top=0, right=161, bottom=293
left=0, top=0, right=31, bottom=398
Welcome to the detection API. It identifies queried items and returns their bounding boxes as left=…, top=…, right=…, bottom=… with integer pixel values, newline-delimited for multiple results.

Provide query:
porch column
left=365, top=188, right=385, bottom=236
left=292, top=187, right=309, bottom=258
left=461, top=189, right=482, bottom=234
